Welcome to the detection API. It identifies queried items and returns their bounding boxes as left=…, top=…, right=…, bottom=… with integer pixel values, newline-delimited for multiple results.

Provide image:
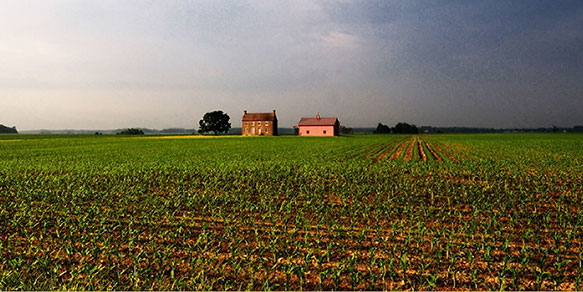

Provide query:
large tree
left=392, top=122, right=419, bottom=134
left=198, top=110, right=231, bottom=135
left=374, top=123, right=391, bottom=134
left=0, top=124, right=17, bottom=134
left=117, top=128, right=144, bottom=135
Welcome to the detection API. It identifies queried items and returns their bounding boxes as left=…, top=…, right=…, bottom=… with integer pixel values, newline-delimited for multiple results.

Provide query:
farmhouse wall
left=242, top=110, right=278, bottom=136
left=298, top=125, right=336, bottom=136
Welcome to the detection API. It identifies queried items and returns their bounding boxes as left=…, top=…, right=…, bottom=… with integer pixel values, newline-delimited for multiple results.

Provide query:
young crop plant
left=1, top=133, right=583, bottom=290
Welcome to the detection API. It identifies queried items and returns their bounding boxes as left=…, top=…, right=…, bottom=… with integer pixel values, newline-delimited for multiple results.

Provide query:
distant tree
left=198, top=110, right=231, bottom=135
left=117, top=128, right=144, bottom=135
left=392, top=122, right=419, bottom=134
left=0, top=124, right=17, bottom=134
left=374, top=123, right=391, bottom=134
left=340, top=125, right=353, bottom=135
left=552, top=125, right=558, bottom=133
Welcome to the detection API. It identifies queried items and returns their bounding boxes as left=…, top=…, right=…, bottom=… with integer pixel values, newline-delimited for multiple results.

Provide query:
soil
left=403, top=139, right=416, bottom=161
left=389, top=140, right=409, bottom=160
left=374, top=141, right=402, bottom=162
left=431, top=142, right=458, bottom=162
left=424, top=141, right=442, bottom=161
left=417, top=139, right=427, bottom=162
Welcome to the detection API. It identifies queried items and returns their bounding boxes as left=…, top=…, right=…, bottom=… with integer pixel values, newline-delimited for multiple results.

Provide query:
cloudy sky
left=1, top=0, right=582, bottom=130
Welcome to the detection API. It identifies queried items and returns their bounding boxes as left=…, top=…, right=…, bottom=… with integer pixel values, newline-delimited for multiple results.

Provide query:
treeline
left=21, top=128, right=197, bottom=134
left=116, top=128, right=144, bottom=135
left=421, top=126, right=583, bottom=134
left=373, top=123, right=583, bottom=134
left=0, top=124, right=17, bottom=134
left=374, top=122, right=419, bottom=134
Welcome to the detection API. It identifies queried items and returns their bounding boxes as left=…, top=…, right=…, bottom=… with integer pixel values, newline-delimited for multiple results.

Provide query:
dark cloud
left=1, top=0, right=582, bottom=130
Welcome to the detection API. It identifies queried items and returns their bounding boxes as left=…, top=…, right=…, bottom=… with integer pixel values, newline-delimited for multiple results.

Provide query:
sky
left=1, top=0, right=582, bottom=130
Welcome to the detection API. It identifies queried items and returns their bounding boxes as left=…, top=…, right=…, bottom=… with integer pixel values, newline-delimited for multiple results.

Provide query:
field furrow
left=403, top=138, right=416, bottom=161
left=424, top=141, right=443, bottom=161
left=388, top=140, right=409, bottom=160
left=439, top=141, right=475, bottom=161
left=417, top=139, right=427, bottom=161
left=2, top=133, right=583, bottom=291
left=364, top=142, right=395, bottom=160
left=372, top=140, right=402, bottom=162
left=431, top=142, right=458, bottom=162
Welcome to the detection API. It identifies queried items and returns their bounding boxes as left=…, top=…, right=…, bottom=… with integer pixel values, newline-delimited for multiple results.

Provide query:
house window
left=307, top=130, right=310, bottom=134
left=252, top=128, right=255, bottom=134
left=258, top=128, right=262, bottom=135
left=245, top=128, right=249, bottom=133
left=265, top=121, right=269, bottom=126
left=258, top=121, right=262, bottom=126
left=265, top=128, right=268, bottom=133
left=323, top=130, right=327, bottom=134
left=251, top=121, right=255, bottom=126
left=245, top=122, right=248, bottom=126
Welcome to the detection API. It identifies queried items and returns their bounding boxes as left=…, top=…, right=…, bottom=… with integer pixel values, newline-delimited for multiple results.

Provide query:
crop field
left=1, top=133, right=583, bottom=290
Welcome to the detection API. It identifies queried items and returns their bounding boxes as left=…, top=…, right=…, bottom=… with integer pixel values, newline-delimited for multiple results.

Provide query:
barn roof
left=242, top=111, right=277, bottom=121
left=297, top=117, right=339, bottom=126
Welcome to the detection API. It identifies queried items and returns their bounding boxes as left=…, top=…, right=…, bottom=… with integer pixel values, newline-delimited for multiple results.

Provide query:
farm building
left=242, top=110, right=278, bottom=136
left=295, top=114, right=340, bottom=136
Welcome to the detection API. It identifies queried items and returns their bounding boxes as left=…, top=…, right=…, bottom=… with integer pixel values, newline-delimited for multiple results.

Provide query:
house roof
left=242, top=111, right=277, bottom=121
left=297, top=117, right=339, bottom=126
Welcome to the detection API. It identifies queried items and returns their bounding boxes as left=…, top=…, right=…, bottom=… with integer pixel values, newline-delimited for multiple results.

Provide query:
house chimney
left=244, top=110, right=247, bottom=114
left=316, top=113, right=321, bottom=120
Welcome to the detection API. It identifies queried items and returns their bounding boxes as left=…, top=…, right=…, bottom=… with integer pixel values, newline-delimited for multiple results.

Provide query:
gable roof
left=242, top=112, right=277, bottom=121
left=297, top=117, right=339, bottom=126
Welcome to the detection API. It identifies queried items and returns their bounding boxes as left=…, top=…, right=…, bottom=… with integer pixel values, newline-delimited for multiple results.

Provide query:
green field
left=1, top=134, right=582, bottom=290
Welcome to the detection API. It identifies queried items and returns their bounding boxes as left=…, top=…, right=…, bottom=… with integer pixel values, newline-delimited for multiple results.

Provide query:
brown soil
left=373, top=141, right=401, bottom=162
left=364, top=143, right=391, bottom=159
left=424, top=141, right=442, bottom=161
left=417, top=139, right=427, bottom=162
left=11, top=192, right=583, bottom=292
left=431, top=142, right=458, bottom=162
left=402, top=139, right=416, bottom=161
left=388, top=140, right=409, bottom=160
left=439, top=142, right=474, bottom=160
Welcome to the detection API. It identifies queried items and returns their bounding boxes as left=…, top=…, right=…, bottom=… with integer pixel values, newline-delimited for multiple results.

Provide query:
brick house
left=242, top=110, right=278, bottom=136
left=295, top=114, right=340, bottom=136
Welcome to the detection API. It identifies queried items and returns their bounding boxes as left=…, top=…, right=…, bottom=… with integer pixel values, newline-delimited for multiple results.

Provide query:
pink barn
left=295, top=114, right=340, bottom=136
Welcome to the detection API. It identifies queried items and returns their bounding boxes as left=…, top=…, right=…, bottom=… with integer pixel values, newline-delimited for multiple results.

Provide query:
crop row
left=1, top=134, right=582, bottom=290
left=359, top=136, right=476, bottom=163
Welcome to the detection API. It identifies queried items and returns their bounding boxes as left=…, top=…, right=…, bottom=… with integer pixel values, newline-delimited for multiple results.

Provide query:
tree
left=374, top=123, right=391, bottom=134
left=198, top=110, right=231, bottom=135
left=392, top=122, right=419, bottom=134
left=0, top=124, right=18, bottom=134
left=340, top=125, right=353, bottom=134
left=117, top=128, right=144, bottom=135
